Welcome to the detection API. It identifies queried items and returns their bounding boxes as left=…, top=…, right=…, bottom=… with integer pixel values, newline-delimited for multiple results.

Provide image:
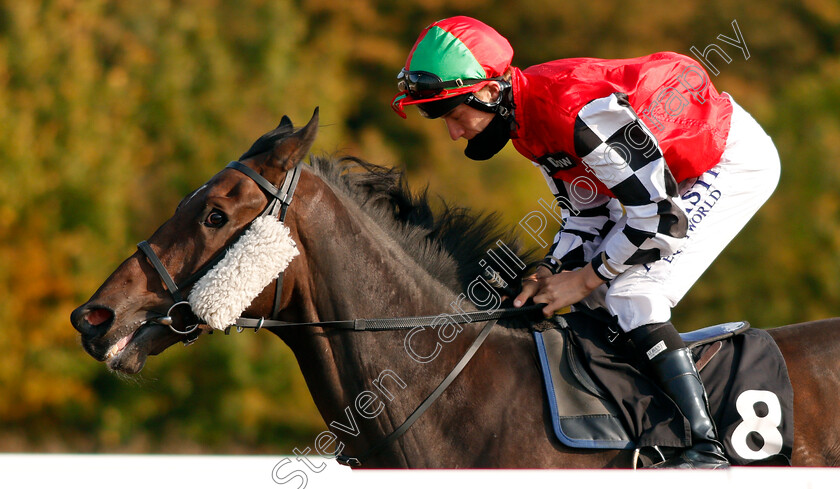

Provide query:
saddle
left=533, top=310, right=794, bottom=466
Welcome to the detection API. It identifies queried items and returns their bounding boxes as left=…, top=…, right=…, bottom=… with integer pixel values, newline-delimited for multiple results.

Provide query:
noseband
left=137, top=161, right=302, bottom=337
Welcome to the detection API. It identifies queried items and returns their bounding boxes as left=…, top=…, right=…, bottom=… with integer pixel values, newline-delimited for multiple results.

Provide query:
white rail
left=0, top=454, right=836, bottom=489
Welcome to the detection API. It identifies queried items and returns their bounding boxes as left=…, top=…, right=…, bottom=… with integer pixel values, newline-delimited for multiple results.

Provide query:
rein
left=233, top=305, right=538, bottom=331
left=137, top=158, right=542, bottom=467
left=252, top=305, right=542, bottom=467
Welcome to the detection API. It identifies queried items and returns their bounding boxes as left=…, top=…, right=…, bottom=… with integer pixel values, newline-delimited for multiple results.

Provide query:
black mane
left=307, top=154, right=537, bottom=293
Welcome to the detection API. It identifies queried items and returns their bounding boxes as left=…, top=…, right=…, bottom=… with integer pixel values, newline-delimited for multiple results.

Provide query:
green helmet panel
left=408, top=26, right=486, bottom=81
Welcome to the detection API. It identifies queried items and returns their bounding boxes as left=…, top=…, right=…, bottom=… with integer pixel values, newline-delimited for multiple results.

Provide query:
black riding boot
left=648, top=348, right=730, bottom=469
left=629, top=322, right=730, bottom=469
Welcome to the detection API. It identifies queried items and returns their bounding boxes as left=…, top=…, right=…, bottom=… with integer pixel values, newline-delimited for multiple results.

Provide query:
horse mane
left=307, top=154, right=538, bottom=293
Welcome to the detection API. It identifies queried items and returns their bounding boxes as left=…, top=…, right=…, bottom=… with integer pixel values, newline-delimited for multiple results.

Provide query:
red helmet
left=392, top=16, right=514, bottom=118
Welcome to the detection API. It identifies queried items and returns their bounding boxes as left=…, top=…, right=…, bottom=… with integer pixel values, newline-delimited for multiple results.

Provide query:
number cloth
left=557, top=314, right=794, bottom=465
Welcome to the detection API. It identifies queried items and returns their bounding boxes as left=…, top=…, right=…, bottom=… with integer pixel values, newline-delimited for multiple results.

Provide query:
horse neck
left=276, top=171, right=470, bottom=457
left=291, top=171, right=459, bottom=319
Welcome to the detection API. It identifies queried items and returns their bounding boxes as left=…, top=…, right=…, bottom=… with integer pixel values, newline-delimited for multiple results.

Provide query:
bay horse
left=71, top=109, right=840, bottom=467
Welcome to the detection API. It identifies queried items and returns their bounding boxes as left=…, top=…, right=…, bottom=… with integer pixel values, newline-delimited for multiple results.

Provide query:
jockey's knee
left=605, top=288, right=672, bottom=333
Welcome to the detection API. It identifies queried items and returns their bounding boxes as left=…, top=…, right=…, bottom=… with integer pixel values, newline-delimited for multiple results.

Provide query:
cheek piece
left=188, top=215, right=299, bottom=331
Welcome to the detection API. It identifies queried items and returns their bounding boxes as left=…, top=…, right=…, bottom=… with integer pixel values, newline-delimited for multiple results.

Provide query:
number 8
left=731, top=390, right=783, bottom=460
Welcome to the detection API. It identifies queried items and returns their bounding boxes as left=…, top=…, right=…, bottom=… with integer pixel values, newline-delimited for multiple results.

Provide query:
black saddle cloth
left=534, top=310, right=794, bottom=466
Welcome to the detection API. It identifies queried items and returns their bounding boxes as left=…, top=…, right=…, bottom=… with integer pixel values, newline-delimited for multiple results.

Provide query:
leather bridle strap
left=226, top=161, right=301, bottom=319
left=228, top=304, right=543, bottom=467
left=232, top=304, right=541, bottom=331
left=225, top=161, right=290, bottom=206
left=138, top=240, right=184, bottom=303
left=277, top=165, right=302, bottom=222
left=225, top=161, right=301, bottom=223
left=138, top=162, right=303, bottom=329
left=336, top=317, right=499, bottom=467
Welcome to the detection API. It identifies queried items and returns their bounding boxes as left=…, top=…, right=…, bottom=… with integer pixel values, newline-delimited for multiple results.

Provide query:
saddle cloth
left=533, top=311, right=794, bottom=466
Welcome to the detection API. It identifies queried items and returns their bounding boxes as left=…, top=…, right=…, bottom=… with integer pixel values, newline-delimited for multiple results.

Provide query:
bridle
left=137, top=160, right=302, bottom=340
left=135, top=156, right=542, bottom=467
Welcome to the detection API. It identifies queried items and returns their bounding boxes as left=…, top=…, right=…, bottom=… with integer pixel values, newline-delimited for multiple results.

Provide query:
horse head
left=70, top=109, right=319, bottom=373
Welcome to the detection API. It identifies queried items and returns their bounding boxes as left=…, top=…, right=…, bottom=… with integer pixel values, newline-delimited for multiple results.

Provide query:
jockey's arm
left=514, top=261, right=605, bottom=316
left=515, top=92, right=688, bottom=315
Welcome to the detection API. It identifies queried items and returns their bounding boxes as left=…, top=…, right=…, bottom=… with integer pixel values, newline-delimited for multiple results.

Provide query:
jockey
left=392, top=16, right=780, bottom=469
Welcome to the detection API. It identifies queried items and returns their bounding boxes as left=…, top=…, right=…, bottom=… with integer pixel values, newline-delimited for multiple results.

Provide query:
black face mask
left=464, top=112, right=513, bottom=161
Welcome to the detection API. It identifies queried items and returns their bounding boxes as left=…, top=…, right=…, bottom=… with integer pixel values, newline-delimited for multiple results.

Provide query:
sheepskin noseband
left=188, top=215, right=299, bottom=330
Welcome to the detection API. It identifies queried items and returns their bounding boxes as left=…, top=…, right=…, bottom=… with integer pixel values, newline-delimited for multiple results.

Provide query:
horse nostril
left=86, top=308, right=114, bottom=326
left=71, top=305, right=114, bottom=336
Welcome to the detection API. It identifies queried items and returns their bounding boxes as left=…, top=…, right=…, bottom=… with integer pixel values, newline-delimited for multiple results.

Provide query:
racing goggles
left=391, top=69, right=506, bottom=119
left=397, top=69, right=492, bottom=99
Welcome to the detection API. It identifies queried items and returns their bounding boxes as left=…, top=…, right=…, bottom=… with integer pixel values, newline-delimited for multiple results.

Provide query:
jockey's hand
left=513, top=263, right=605, bottom=317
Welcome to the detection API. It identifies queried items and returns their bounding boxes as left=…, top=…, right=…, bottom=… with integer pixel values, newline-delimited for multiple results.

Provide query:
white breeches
left=580, top=96, right=781, bottom=332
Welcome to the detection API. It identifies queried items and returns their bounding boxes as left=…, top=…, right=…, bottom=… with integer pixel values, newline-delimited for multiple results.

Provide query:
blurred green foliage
left=0, top=0, right=838, bottom=453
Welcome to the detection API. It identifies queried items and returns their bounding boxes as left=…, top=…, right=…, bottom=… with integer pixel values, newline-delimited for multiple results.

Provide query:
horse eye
left=204, top=210, right=227, bottom=228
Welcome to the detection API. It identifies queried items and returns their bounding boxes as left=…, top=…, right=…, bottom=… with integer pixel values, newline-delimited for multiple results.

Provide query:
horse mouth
left=103, top=328, right=148, bottom=374
left=102, top=322, right=183, bottom=374
left=74, top=312, right=181, bottom=374
left=73, top=302, right=201, bottom=374
left=104, top=329, right=137, bottom=364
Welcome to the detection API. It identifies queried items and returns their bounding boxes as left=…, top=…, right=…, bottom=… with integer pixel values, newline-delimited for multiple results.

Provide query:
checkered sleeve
left=533, top=162, right=617, bottom=271
left=573, top=92, right=689, bottom=281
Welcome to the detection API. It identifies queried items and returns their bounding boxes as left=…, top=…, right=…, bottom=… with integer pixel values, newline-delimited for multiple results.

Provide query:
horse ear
left=277, top=115, right=293, bottom=132
left=269, top=107, right=319, bottom=171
